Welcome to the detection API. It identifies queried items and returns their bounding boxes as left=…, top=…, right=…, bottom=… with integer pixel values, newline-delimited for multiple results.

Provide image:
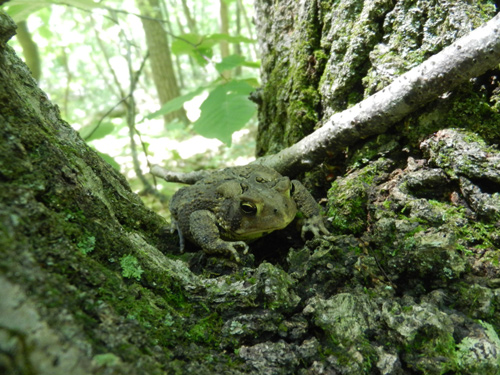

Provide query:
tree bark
left=256, top=11, right=500, bottom=176
left=253, top=0, right=498, bottom=157
left=0, top=12, right=173, bottom=374
left=181, top=0, right=198, bottom=34
left=219, top=0, right=231, bottom=79
left=136, top=0, right=188, bottom=124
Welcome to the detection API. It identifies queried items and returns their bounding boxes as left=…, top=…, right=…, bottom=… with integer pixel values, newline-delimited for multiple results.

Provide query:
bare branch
left=150, top=165, right=212, bottom=184
left=255, top=13, right=500, bottom=177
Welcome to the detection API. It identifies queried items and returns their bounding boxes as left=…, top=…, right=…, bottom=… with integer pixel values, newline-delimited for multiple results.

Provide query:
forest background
left=4, top=0, right=259, bottom=212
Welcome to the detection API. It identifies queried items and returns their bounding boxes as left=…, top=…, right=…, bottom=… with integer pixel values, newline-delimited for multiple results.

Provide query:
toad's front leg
left=189, top=210, right=249, bottom=262
left=291, top=180, right=330, bottom=239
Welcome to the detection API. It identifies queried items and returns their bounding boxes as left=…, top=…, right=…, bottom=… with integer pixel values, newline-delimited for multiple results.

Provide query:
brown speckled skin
left=170, top=165, right=328, bottom=261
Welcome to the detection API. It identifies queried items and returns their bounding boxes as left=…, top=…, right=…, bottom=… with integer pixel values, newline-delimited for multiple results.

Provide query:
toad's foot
left=205, top=240, right=249, bottom=263
left=301, top=216, right=330, bottom=241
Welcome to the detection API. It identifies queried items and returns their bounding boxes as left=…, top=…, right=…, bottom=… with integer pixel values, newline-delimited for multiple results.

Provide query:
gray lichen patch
left=422, top=128, right=500, bottom=221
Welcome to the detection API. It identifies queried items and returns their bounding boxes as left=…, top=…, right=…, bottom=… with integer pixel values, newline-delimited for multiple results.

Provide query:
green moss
left=319, top=334, right=378, bottom=374
left=448, top=92, right=500, bottom=144
left=327, top=182, right=368, bottom=234
left=92, top=353, right=121, bottom=367
left=77, top=234, right=96, bottom=255
left=120, top=254, right=144, bottom=281
left=327, top=162, right=381, bottom=235
left=1, top=39, right=251, bottom=373
left=187, top=313, right=223, bottom=345
left=257, top=0, right=329, bottom=154
left=386, top=194, right=499, bottom=261
left=407, top=329, right=458, bottom=374
left=347, top=134, right=399, bottom=170
left=400, top=87, right=500, bottom=149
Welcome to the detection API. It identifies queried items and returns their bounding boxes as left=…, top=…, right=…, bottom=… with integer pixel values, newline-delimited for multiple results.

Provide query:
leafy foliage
left=3, top=0, right=259, bottom=194
left=144, top=87, right=207, bottom=121
left=145, top=79, right=257, bottom=145
left=216, top=54, right=260, bottom=73
left=6, top=0, right=102, bottom=22
left=193, top=80, right=256, bottom=145
left=171, top=33, right=255, bottom=65
left=79, top=122, right=114, bottom=142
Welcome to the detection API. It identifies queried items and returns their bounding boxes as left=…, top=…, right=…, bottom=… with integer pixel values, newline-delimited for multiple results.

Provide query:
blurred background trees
left=3, top=0, right=259, bottom=204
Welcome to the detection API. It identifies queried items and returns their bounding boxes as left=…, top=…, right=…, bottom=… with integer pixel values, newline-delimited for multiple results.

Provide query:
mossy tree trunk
left=254, top=0, right=500, bottom=157
left=0, top=10, right=179, bottom=374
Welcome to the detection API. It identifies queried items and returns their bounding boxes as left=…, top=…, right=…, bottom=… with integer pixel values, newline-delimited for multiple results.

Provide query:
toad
left=169, top=165, right=329, bottom=262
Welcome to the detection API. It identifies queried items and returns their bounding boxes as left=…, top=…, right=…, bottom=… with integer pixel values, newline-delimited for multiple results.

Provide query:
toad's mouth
left=231, top=222, right=292, bottom=239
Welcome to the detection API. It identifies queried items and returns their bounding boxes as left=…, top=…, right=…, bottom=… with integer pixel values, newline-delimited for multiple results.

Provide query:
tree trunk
left=181, top=0, right=198, bottom=34
left=2, top=2, right=500, bottom=374
left=219, top=0, right=231, bottom=80
left=136, top=0, right=187, bottom=124
left=254, top=0, right=500, bottom=156
left=0, top=12, right=176, bottom=374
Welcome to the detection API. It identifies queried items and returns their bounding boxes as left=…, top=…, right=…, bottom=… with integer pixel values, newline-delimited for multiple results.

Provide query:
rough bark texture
left=0, top=12, right=175, bottom=374
left=2, top=2, right=500, bottom=374
left=254, top=0, right=499, bottom=157
left=255, top=11, right=500, bottom=176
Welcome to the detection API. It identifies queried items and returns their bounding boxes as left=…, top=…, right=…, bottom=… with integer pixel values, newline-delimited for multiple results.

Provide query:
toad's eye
left=240, top=202, right=257, bottom=215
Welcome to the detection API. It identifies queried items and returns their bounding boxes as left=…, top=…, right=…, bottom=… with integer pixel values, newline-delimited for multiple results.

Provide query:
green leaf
left=120, top=255, right=144, bottom=281
left=171, top=33, right=255, bottom=66
left=171, top=33, right=255, bottom=54
left=38, top=23, right=53, bottom=40
left=241, top=77, right=260, bottom=87
left=5, top=2, right=50, bottom=22
left=215, top=55, right=260, bottom=74
left=193, top=80, right=256, bottom=146
left=79, top=122, right=114, bottom=141
left=77, top=235, right=95, bottom=255
left=171, top=34, right=202, bottom=55
left=58, top=0, right=102, bottom=10
left=171, top=34, right=215, bottom=65
left=191, top=47, right=213, bottom=66
left=145, top=86, right=206, bottom=120
left=242, top=60, right=261, bottom=69
left=215, top=54, right=246, bottom=73
left=5, top=0, right=103, bottom=22
left=171, top=34, right=216, bottom=53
